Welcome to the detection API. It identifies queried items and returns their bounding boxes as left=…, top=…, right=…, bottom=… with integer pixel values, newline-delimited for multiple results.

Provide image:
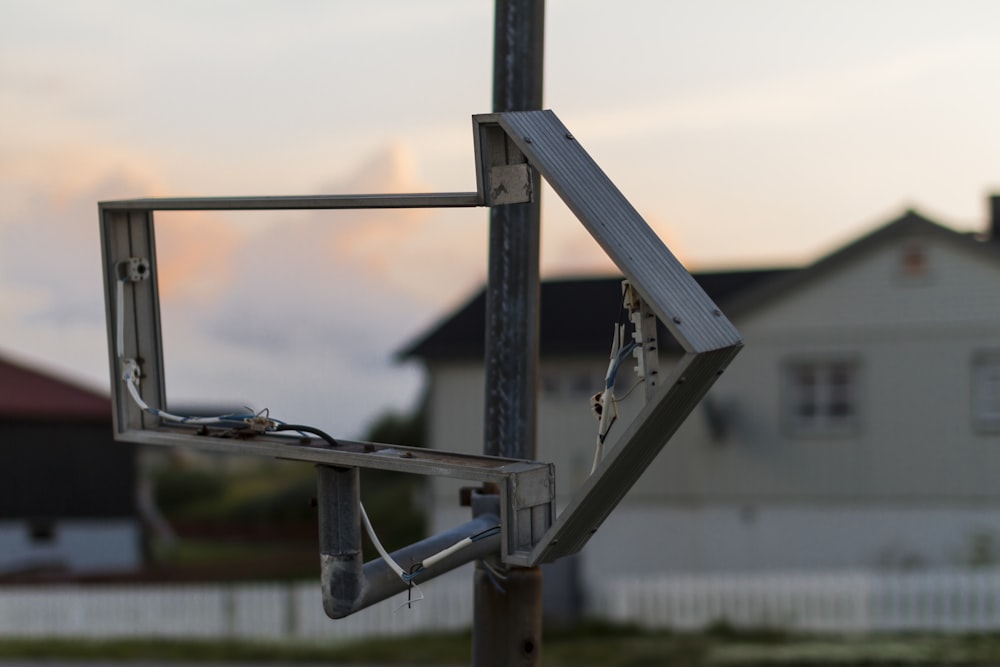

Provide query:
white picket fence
left=0, top=574, right=473, bottom=641
left=591, top=569, right=1000, bottom=633
left=5, top=569, right=1000, bottom=640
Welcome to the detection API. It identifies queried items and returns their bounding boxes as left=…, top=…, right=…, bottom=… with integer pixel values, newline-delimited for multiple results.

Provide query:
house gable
left=730, top=211, right=1000, bottom=334
left=659, top=210, right=1000, bottom=502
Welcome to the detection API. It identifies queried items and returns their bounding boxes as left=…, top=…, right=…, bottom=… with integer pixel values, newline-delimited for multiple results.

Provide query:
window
left=895, top=241, right=933, bottom=285
left=783, top=359, right=860, bottom=435
left=28, top=518, right=56, bottom=544
left=973, top=352, right=1000, bottom=431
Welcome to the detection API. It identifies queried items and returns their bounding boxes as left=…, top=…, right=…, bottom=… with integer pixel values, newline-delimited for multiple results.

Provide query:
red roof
left=0, top=353, right=111, bottom=421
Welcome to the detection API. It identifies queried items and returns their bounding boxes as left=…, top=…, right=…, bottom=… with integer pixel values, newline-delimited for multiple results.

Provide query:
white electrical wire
left=360, top=501, right=408, bottom=581
left=117, top=272, right=494, bottom=608
left=590, top=323, right=642, bottom=474
left=360, top=500, right=500, bottom=588
left=122, top=365, right=252, bottom=425
left=421, top=537, right=474, bottom=570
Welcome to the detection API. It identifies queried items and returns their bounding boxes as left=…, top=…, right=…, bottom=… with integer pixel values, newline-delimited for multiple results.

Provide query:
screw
left=524, top=136, right=532, bottom=144
left=712, top=309, right=722, bottom=316
left=672, top=316, right=682, bottom=324
left=565, top=133, right=574, bottom=140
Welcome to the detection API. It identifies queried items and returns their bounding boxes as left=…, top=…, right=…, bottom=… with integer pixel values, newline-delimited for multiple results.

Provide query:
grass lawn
left=6, top=627, right=1000, bottom=665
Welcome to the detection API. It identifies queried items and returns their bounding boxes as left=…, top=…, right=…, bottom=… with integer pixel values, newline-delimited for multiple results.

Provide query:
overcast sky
left=2, top=0, right=1000, bottom=438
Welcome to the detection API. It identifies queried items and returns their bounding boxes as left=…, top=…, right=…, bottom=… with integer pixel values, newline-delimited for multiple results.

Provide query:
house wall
left=426, top=356, right=641, bottom=514
left=0, top=519, right=142, bottom=575
left=666, top=232, right=1000, bottom=500
left=426, top=231, right=1000, bottom=577
left=0, top=420, right=141, bottom=575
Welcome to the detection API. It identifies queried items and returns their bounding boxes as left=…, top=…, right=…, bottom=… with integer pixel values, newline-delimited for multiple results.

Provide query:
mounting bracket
left=99, top=110, right=741, bottom=581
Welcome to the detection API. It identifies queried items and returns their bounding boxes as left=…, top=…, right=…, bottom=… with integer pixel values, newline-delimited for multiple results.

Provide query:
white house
left=402, top=197, right=1000, bottom=589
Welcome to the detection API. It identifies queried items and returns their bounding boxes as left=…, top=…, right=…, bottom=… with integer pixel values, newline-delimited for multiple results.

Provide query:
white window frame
left=782, top=357, right=861, bottom=436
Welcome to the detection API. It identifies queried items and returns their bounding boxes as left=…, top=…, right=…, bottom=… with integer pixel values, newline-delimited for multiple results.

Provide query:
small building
left=0, top=353, right=141, bottom=577
left=402, top=197, right=1000, bottom=585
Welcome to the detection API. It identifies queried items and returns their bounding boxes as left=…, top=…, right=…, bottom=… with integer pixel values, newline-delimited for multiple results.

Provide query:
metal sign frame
left=99, top=110, right=742, bottom=569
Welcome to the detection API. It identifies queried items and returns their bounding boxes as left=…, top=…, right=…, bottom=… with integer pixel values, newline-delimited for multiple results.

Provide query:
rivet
left=712, top=309, right=722, bottom=317
left=565, top=133, right=574, bottom=140
left=524, top=136, right=533, bottom=144
left=672, top=316, right=682, bottom=324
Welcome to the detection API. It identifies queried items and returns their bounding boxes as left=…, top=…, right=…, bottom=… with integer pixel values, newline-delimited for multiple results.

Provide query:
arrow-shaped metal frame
left=99, top=110, right=742, bottom=568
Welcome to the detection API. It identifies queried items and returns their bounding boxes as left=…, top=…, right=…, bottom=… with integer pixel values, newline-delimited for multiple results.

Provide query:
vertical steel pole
left=475, top=1, right=544, bottom=666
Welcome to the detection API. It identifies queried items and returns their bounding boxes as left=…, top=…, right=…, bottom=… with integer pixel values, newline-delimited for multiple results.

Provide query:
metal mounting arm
left=317, top=466, right=502, bottom=618
left=99, top=110, right=740, bottom=603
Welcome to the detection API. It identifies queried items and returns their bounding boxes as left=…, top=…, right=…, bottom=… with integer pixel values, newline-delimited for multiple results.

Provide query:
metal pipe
left=317, top=466, right=502, bottom=619
left=317, top=466, right=363, bottom=619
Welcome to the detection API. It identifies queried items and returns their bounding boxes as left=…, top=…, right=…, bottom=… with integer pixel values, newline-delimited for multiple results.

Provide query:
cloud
left=564, top=38, right=1000, bottom=143
left=0, top=169, right=152, bottom=391
left=0, top=88, right=688, bottom=439
left=148, top=142, right=488, bottom=435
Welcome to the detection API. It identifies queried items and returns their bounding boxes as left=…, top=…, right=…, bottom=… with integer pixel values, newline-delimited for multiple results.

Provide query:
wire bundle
left=116, top=274, right=502, bottom=609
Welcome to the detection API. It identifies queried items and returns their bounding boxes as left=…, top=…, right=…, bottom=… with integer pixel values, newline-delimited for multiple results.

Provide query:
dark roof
left=400, top=269, right=791, bottom=361
left=0, top=353, right=111, bottom=421
left=402, top=207, right=998, bottom=363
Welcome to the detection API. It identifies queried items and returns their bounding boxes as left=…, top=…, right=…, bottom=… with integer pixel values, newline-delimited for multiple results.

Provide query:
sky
left=2, top=0, right=1000, bottom=439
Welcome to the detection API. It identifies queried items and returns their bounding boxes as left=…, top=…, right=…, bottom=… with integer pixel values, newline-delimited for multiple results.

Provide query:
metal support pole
left=476, top=1, right=545, bottom=666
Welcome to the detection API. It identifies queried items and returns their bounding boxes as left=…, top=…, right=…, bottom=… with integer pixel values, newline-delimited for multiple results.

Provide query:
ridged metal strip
left=494, top=110, right=743, bottom=354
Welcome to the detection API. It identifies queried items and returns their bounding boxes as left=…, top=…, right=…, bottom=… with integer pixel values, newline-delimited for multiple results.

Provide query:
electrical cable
left=590, top=292, right=644, bottom=474
left=273, top=423, right=341, bottom=447
left=115, top=275, right=469, bottom=606
left=360, top=502, right=409, bottom=581
left=122, top=364, right=257, bottom=426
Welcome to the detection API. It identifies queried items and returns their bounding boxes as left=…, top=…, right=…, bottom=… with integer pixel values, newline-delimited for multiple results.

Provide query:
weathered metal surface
left=467, top=110, right=745, bottom=564
left=100, top=207, right=166, bottom=436
left=478, top=2, right=546, bottom=665
left=318, top=466, right=503, bottom=619
left=486, top=164, right=533, bottom=205
left=502, top=462, right=554, bottom=566
left=99, top=192, right=483, bottom=211
left=473, top=563, right=543, bottom=667
left=487, top=109, right=743, bottom=354
left=529, top=348, right=742, bottom=563
left=100, top=106, right=742, bottom=582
